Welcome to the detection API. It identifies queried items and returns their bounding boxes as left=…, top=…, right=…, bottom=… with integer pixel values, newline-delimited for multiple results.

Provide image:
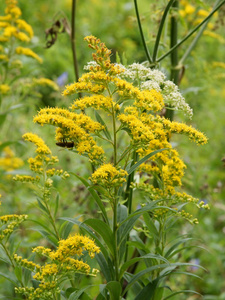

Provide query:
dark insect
left=56, top=140, right=74, bottom=148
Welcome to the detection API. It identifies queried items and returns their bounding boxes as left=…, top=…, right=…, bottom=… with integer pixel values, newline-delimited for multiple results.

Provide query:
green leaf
left=33, top=229, right=58, bottom=247
left=118, top=202, right=170, bottom=247
left=163, top=290, right=202, bottom=300
left=84, top=219, right=115, bottom=256
left=54, top=193, right=59, bottom=218
left=36, top=198, right=49, bottom=214
left=0, top=112, right=7, bottom=127
left=122, top=263, right=170, bottom=295
left=96, top=252, right=113, bottom=282
left=29, top=219, right=57, bottom=238
left=119, top=254, right=169, bottom=280
left=143, top=213, right=159, bottom=240
left=164, top=238, right=194, bottom=258
left=117, top=204, right=128, bottom=262
left=134, top=280, right=157, bottom=300
left=95, top=111, right=112, bottom=141
left=0, top=272, right=18, bottom=285
left=127, top=149, right=168, bottom=175
left=152, top=286, right=164, bottom=300
left=105, top=281, right=122, bottom=300
left=70, top=173, right=109, bottom=224
left=0, top=256, right=11, bottom=264
left=14, top=266, right=22, bottom=283
left=61, top=221, right=74, bottom=239
left=24, top=268, right=32, bottom=286
left=68, top=285, right=93, bottom=300
left=118, top=203, right=175, bottom=229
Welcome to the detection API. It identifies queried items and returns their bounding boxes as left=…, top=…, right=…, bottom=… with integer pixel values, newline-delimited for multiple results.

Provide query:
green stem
left=157, top=0, right=225, bottom=63
left=0, top=241, right=16, bottom=268
left=152, top=0, right=176, bottom=62
left=42, top=167, right=60, bottom=241
left=179, top=0, right=222, bottom=65
left=113, top=200, right=119, bottom=281
left=112, top=108, right=117, bottom=165
left=0, top=242, right=25, bottom=288
left=165, top=0, right=179, bottom=121
left=45, top=201, right=60, bottom=241
left=71, top=0, right=80, bottom=85
left=133, top=0, right=152, bottom=64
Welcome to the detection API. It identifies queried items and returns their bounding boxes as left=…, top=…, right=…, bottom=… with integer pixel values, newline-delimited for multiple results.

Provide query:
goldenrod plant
left=4, top=36, right=209, bottom=299
left=0, top=0, right=224, bottom=298
left=0, top=0, right=58, bottom=116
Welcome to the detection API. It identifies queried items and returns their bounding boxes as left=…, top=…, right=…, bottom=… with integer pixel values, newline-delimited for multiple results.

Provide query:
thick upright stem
left=113, top=200, right=119, bottom=281
left=165, top=0, right=179, bottom=121
left=71, top=0, right=79, bottom=83
left=152, top=0, right=175, bottom=62
left=134, top=0, right=152, bottom=64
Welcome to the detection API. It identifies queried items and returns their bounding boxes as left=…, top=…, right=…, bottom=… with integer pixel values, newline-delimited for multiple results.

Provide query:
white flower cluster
left=120, top=63, right=193, bottom=118
left=83, top=62, right=193, bottom=118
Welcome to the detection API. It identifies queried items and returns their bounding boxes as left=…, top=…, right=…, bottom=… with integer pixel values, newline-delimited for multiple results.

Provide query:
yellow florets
left=91, top=163, right=128, bottom=188
left=23, top=133, right=52, bottom=155
left=16, top=47, right=43, bottom=63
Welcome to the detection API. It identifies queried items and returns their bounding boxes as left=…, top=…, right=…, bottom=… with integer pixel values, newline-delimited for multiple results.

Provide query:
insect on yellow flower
left=56, top=139, right=74, bottom=148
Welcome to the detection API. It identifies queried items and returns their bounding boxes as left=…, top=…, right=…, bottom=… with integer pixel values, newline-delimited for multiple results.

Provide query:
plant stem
left=71, top=0, right=80, bottom=86
left=156, top=0, right=225, bottom=63
left=133, top=0, right=152, bottom=64
left=113, top=199, right=119, bottom=281
left=165, top=0, right=179, bottom=121
left=152, top=0, right=176, bottom=62
left=0, top=241, right=16, bottom=268
left=179, top=0, right=222, bottom=65
left=0, top=242, right=25, bottom=288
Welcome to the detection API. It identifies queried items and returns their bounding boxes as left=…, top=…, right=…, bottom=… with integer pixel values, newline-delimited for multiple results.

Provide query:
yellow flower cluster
left=179, top=0, right=217, bottom=35
left=23, top=133, right=52, bottom=155
left=32, top=78, right=59, bottom=91
left=0, top=146, right=24, bottom=171
left=33, top=107, right=105, bottom=163
left=15, top=282, right=59, bottom=300
left=91, top=163, right=128, bottom=188
left=27, top=35, right=207, bottom=221
left=71, top=94, right=116, bottom=112
left=15, top=46, right=43, bottom=63
left=13, top=133, right=69, bottom=188
left=0, top=0, right=42, bottom=66
left=49, top=234, right=100, bottom=260
left=0, top=214, right=28, bottom=240
left=0, top=84, right=10, bottom=94
left=15, top=234, right=100, bottom=298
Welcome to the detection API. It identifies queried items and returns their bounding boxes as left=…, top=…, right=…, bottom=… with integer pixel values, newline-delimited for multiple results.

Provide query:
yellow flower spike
left=16, top=47, right=43, bottom=63
left=0, top=84, right=10, bottom=95
left=91, top=163, right=128, bottom=188
left=71, top=94, right=114, bottom=111
left=50, top=234, right=100, bottom=261
left=32, top=78, right=59, bottom=91
left=16, top=19, right=34, bottom=38
left=162, top=118, right=208, bottom=145
left=0, top=21, right=10, bottom=28
left=23, top=133, right=52, bottom=155
left=184, top=4, right=195, bottom=15
left=63, top=80, right=106, bottom=96
left=13, top=175, right=40, bottom=182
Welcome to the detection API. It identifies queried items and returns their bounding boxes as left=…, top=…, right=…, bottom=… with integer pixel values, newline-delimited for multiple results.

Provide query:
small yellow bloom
left=0, top=84, right=10, bottom=94
left=32, top=78, right=59, bottom=91
left=16, top=47, right=43, bottom=63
